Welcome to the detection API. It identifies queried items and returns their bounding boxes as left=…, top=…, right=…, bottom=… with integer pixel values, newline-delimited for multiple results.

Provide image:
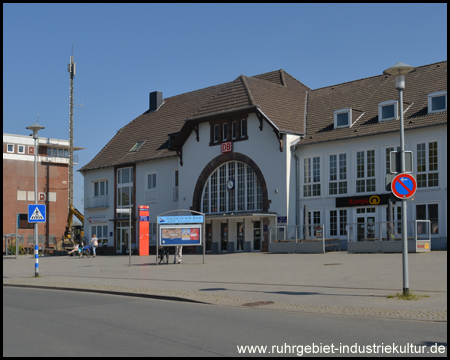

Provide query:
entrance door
left=206, top=223, right=212, bottom=252
left=253, top=221, right=261, bottom=251
left=221, top=223, right=228, bottom=252
left=236, top=222, right=244, bottom=251
left=357, top=216, right=375, bottom=241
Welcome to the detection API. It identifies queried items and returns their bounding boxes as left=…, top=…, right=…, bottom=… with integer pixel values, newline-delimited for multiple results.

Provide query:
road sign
left=28, top=204, right=46, bottom=223
left=391, top=173, right=417, bottom=199
left=390, top=151, right=413, bottom=173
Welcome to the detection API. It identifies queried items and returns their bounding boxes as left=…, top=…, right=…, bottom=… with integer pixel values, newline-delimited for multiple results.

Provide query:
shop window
left=416, top=203, right=439, bottom=234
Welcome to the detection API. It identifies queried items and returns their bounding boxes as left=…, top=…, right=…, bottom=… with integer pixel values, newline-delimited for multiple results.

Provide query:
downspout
left=291, top=143, right=300, bottom=227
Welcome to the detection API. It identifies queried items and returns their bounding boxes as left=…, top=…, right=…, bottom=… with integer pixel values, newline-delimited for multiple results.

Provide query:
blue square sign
left=28, top=204, right=46, bottom=223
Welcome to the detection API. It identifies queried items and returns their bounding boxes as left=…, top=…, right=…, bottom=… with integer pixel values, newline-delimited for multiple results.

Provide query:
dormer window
left=428, top=91, right=447, bottom=113
left=223, top=123, right=228, bottom=141
left=378, top=100, right=398, bottom=122
left=334, top=108, right=351, bottom=128
left=213, top=125, right=219, bottom=143
left=129, top=140, right=145, bottom=152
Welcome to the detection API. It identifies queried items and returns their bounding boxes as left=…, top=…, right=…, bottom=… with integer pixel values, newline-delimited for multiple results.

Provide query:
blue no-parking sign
left=28, top=204, right=46, bottom=223
left=391, top=173, right=417, bottom=199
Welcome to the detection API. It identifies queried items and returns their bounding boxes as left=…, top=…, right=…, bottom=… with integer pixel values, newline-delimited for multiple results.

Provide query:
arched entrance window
left=201, top=161, right=263, bottom=214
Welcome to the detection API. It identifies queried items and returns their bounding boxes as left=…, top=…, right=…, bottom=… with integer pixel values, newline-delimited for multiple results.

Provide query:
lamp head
left=383, top=62, right=416, bottom=90
left=26, top=122, right=45, bottom=139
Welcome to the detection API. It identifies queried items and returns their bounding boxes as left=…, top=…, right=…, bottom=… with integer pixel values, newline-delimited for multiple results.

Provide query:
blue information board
left=158, top=215, right=204, bottom=224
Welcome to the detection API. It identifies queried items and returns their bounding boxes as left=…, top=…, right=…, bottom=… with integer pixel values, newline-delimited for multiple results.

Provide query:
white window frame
left=7, top=144, right=14, bottom=153
left=91, top=224, right=109, bottom=245
left=378, top=100, right=398, bottom=122
left=18, top=145, right=25, bottom=154
left=328, top=208, right=347, bottom=238
left=145, top=171, right=157, bottom=203
left=117, top=167, right=133, bottom=212
left=241, top=119, right=247, bottom=138
left=355, top=148, right=376, bottom=194
left=302, top=155, right=321, bottom=198
left=428, top=91, right=447, bottom=114
left=415, top=139, right=439, bottom=189
left=222, top=123, right=228, bottom=141
left=231, top=121, right=237, bottom=140
left=93, top=179, right=108, bottom=197
left=328, top=152, right=348, bottom=196
left=201, top=161, right=262, bottom=214
left=334, top=108, right=351, bottom=128
left=213, top=125, right=219, bottom=143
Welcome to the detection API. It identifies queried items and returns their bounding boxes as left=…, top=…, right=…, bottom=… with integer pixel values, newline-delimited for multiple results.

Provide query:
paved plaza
left=3, top=251, right=447, bottom=321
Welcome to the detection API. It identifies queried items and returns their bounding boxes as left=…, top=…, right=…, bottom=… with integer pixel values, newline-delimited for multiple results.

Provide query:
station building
left=79, top=60, right=447, bottom=253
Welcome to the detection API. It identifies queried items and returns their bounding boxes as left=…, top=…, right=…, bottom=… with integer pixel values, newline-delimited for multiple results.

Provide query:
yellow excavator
left=64, top=205, right=84, bottom=244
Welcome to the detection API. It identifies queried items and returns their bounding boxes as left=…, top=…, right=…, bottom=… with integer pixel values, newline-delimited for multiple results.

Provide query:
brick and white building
left=3, top=133, right=83, bottom=249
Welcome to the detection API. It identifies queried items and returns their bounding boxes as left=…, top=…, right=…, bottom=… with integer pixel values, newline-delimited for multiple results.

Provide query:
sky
left=3, top=3, right=447, bottom=214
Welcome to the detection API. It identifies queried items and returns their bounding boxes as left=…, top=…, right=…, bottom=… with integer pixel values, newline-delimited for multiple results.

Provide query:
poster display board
left=156, top=210, right=205, bottom=265
left=160, top=224, right=202, bottom=246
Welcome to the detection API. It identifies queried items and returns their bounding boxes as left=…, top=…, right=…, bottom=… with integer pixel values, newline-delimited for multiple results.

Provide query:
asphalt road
left=3, top=287, right=447, bottom=357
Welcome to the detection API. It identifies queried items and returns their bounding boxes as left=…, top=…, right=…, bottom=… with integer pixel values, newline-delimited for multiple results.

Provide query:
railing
left=4, top=235, right=60, bottom=255
left=85, top=196, right=109, bottom=209
left=346, top=220, right=431, bottom=242
left=269, top=225, right=325, bottom=243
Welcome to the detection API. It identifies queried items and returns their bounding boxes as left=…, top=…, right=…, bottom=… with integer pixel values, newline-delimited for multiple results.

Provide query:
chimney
left=149, top=91, right=163, bottom=112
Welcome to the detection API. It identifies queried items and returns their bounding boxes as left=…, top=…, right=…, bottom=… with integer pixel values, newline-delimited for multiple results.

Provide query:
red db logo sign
left=221, top=142, right=232, bottom=153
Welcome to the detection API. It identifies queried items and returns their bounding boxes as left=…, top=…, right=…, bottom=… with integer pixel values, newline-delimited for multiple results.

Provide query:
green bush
left=7, top=244, right=26, bottom=255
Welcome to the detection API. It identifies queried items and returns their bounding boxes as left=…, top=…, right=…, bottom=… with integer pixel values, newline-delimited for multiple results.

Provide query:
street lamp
left=116, top=207, right=132, bottom=267
left=383, top=62, right=416, bottom=296
left=26, top=121, right=45, bottom=277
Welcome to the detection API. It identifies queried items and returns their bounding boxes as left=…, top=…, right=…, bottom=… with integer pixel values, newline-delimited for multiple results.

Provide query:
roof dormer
left=378, top=100, right=398, bottom=122
left=428, top=91, right=447, bottom=114
left=334, top=108, right=351, bottom=128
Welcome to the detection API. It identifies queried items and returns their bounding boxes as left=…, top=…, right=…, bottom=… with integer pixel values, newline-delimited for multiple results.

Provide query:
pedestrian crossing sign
left=28, top=204, right=46, bottom=223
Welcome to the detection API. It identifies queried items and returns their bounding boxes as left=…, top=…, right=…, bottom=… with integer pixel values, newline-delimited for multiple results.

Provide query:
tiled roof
left=80, top=69, right=310, bottom=172
left=299, top=61, right=447, bottom=146
left=80, top=61, right=446, bottom=172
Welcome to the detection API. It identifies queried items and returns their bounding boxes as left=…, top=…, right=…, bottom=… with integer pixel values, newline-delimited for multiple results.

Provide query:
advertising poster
left=160, top=225, right=202, bottom=246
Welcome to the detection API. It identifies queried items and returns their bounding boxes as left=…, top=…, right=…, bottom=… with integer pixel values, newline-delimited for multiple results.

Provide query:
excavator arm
left=65, top=205, right=84, bottom=241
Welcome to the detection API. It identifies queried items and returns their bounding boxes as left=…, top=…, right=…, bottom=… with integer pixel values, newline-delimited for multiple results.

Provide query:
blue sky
left=3, top=3, right=447, bottom=213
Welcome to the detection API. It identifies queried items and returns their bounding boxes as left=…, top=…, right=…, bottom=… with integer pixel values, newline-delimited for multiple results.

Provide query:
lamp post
left=116, top=207, right=132, bottom=267
left=26, top=121, right=45, bottom=277
left=383, top=62, right=416, bottom=296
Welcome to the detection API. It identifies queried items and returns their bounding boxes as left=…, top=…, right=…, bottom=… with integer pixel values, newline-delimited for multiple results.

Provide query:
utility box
left=138, top=205, right=149, bottom=256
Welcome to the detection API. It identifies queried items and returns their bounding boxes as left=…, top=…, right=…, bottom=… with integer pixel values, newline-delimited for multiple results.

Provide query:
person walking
left=174, top=245, right=183, bottom=264
left=91, top=234, right=99, bottom=257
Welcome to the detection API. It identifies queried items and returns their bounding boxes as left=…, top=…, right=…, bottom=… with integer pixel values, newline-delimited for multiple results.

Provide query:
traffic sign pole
left=399, top=86, right=409, bottom=296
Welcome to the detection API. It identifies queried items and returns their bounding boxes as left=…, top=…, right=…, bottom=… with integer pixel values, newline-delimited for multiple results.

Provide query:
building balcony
left=85, top=196, right=110, bottom=209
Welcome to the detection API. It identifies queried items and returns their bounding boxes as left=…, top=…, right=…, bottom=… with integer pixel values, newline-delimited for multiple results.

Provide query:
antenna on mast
left=67, top=46, right=76, bottom=211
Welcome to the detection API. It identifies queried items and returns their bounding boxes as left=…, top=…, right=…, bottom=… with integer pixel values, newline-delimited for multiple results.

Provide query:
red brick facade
left=3, top=134, right=73, bottom=249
